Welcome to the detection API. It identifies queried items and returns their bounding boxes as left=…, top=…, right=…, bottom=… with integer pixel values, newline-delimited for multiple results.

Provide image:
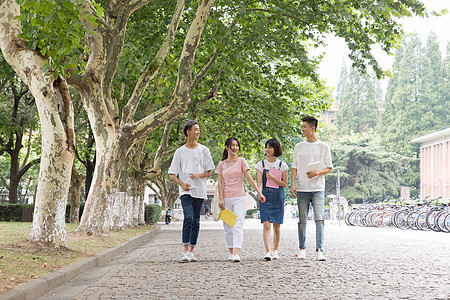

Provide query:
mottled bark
left=0, top=0, right=75, bottom=248
left=69, top=165, right=84, bottom=223
left=137, top=183, right=146, bottom=225
left=126, top=176, right=140, bottom=227
left=73, top=0, right=215, bottom=235
left=77, top=139, right=123, bottom=235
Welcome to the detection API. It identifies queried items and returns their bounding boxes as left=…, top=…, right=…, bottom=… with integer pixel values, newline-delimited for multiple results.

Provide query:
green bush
left=245, top=208, right=258, bottom=219
left=0, top=203, right=86, bottom=222
left=145, top=204, right=163, bottom=224
left=0, top=203, right=163, bottom=224
left=0, top=204, right=23, bottom=221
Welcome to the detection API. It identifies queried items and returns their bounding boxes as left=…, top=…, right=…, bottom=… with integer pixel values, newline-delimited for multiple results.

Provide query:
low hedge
left=0, top=204, right=32, bottom=221
left=0, top=204, right=86, bottom=222
left=145, top=204, right=163, bottom=225
left=1, top=203, right=163, bottom=224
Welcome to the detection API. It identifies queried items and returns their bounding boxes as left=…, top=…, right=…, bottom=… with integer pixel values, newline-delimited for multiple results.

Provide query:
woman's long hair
left=222, top=137, right=241, bottom=160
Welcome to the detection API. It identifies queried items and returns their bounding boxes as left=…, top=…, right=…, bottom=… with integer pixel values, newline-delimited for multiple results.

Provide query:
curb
left=1, top=226, right=161, bottom=300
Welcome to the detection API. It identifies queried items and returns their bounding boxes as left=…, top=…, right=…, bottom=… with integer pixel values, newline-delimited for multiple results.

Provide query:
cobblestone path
left=41, top=218, right=450, bottom=299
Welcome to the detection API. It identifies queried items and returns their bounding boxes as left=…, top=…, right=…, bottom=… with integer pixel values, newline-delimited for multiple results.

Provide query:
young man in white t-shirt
left=168, top=120, right=215, bottom=262
left=290, top=116, right=332, bottom=261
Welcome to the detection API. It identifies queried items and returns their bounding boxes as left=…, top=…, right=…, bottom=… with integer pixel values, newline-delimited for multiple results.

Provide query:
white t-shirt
left=292, top=140, right=332, bottom=192
left=168, top=144, right=215, bottom=199
left=255, top=159, right=289, bottom=172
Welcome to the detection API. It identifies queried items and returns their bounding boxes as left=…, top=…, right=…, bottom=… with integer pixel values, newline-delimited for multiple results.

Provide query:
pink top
left=215, top=157, right=250, bottom=198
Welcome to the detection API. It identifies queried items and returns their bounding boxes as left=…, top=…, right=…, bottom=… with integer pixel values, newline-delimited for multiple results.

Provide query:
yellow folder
left=219, top=208, right=237, bottom=227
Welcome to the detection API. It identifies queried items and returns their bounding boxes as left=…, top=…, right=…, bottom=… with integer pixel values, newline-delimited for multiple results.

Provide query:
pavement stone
left=4, top=217, right=450, bottom=300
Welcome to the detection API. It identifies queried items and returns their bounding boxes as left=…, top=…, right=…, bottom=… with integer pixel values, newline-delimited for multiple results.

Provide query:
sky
left=317, top=0, right=450, bottom=95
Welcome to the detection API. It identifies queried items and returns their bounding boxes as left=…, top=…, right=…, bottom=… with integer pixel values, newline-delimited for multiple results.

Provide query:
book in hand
left=307, top=161, right=321, bottom=179
left=180, top=175, right=196, bottom=188
left=266, top=168, right=283, bottom=189
left=219, top=208, right=237, bottom=227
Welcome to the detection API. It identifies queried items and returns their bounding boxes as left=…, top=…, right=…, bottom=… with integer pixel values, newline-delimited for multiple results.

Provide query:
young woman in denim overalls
left=256, top=139, right=288, bottom=261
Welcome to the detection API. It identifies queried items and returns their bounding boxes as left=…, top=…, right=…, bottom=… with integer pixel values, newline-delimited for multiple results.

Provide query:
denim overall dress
left=259, top=160, right=285, bottom=224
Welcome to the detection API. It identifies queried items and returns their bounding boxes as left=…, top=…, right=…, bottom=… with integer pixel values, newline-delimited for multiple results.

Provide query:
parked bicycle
left=344, top=197, right=449, bottom=233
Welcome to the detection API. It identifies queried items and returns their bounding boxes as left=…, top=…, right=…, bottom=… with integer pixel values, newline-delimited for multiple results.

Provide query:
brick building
left=411, top=127, right=450, bottom=199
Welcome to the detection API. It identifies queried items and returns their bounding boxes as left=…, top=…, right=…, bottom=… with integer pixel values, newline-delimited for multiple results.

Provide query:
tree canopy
left=326, top=31, right=449, bottom=202
left=334, top=67, right=381, bottom=135
left=380, top=33, right=450, bottom=157
left=325, top=134, right=415, bottom=203
left=1, top=0, right=444, bottom=246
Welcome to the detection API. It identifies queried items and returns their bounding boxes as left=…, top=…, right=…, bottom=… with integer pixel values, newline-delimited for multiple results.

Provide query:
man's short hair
left=183, top=120, right=198, bottom=137
left=302, top=116, right=318, bottom=130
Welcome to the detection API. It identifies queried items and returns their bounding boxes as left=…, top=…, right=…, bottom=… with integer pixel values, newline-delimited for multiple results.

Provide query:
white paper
left=180, top=175, right=196, bottom=188
left=307, top=161, right=321, bottom=172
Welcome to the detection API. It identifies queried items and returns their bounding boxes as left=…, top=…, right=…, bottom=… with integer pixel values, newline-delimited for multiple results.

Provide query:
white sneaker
left=181, top=251, right=190, bottom=262
left=316, top=251, right=326, bottom=261
left=264, top=251, right=273, bottom=261
left=272, top=250, right=279, bottom=260
left=228, top=254, right=235, bottom=261
left=233, top=254, right=241, bottom=262
left=297, top=249, right=306, bottom=259
left=189, top=252, right=197, bottom=262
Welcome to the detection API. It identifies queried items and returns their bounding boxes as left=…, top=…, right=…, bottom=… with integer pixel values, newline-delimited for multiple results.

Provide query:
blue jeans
left=180, top=194, right=204, bottom=247
left=297, top=191, right=324, bottom=251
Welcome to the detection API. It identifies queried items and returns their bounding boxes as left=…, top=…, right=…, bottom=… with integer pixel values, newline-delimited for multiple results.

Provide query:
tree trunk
left=0, top=0, right=75, bottom=248
left=77, top=135, right=127, bottom=235
left=84, top=155, right=95, bottom=200
left=5, top=90, right=25, bottom=204
left=8, top=176, right=19, bottom=204
left=137, top=182, right=146, bottom=225
left=125, top=177, right=138, bottom=227
left=151, top=175, right=179, bottom=211
left=69, top=165, right=84, bottom=223
left=71, top=0, right=215, bottom=235
left=129, top=174, right=147, bottom=227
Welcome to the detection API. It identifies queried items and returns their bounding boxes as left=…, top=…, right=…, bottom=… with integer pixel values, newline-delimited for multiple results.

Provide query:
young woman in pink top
left=216, top=137, right=265, bottom=262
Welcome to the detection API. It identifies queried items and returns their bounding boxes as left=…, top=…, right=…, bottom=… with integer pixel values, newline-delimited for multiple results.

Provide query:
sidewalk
left=36, top=218, right=450, bottom=299
left=0, top=226, right=160, bottom=300
left=3, top=218, right=449, bottom=299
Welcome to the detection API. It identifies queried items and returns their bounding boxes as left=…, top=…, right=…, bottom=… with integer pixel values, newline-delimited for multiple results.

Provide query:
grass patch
left=0, top=222, right=155, bottom=293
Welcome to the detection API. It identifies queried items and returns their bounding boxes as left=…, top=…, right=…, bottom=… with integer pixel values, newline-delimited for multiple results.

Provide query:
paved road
left=40, top=218, right=449, bottom=299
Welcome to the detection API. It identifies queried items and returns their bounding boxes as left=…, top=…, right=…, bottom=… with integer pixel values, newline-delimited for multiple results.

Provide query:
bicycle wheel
left=367, top=211, right=376, bottom=227
left=383, top=210, right=395, bottom=228
left=406, top=211, right=420, bottom=230
left=375, top=212, right=385, bottom=227
left=348, top=211, right=360, bottom=226
left=394, top=209, right=409, bottom=230
left=416, top=212, right=429, bottom=231
left=436, top=211, right=450, bottom=233
left=444, top=213, right=450, bottom=232
left=355, top=212, right=364, bottom=226
left=362, top=211, right=372, bottom=227
left=426, top=210, right=441, bottom=232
